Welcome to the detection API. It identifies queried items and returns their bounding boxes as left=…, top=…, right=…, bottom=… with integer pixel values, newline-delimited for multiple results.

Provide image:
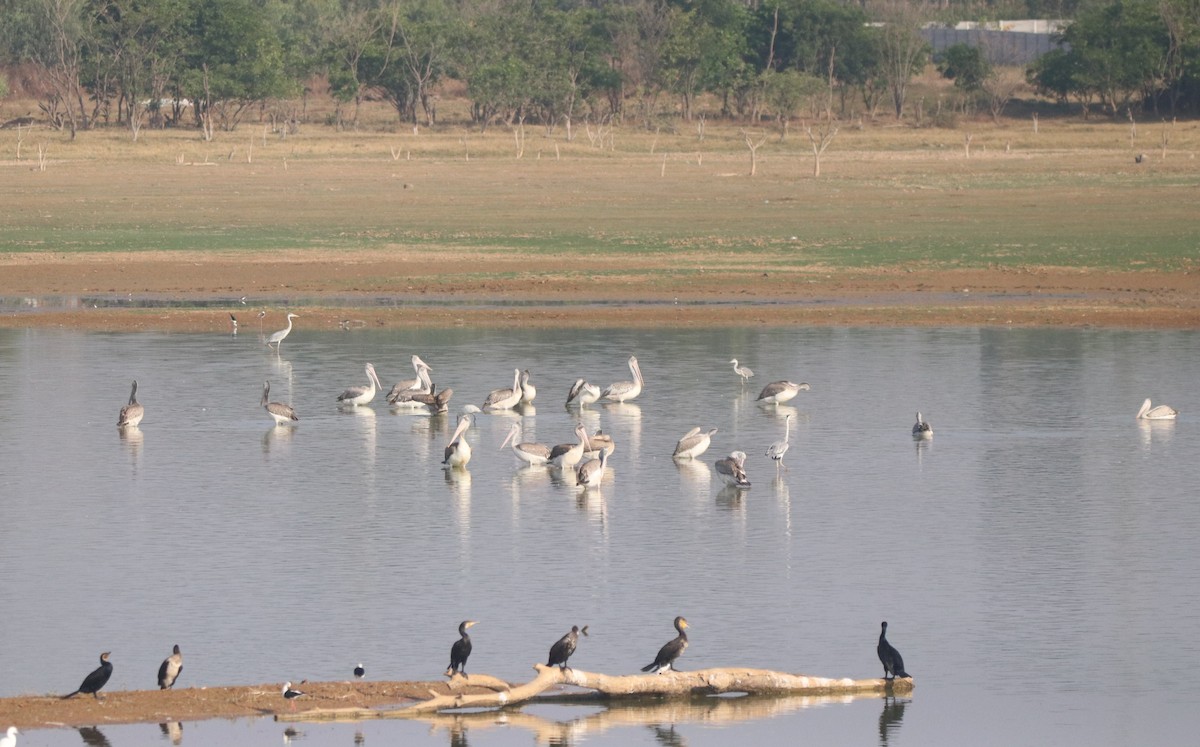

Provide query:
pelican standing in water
left=715, top=451, right=751, bottom=488
left=549, top=424, right=592, bottom=469
left=673, top=427, right=718, bottom=460
left=1136, top=398, right=1178, bottom=420
left=912, top=412, right=933, bottom=439
left=386, top=355, right=433, bottom=403
left=413, top=383, right=454, bottom=414
left=566, top=379, right=602, bottom=407
left=602, top=356, right=644, bottom=403
left=577, top=446, right=611, bottom=488
left=641, top=617, right=689, bottom=674
left=729, top=359, right=753, bottom=382
left=266, top=313, right=299, bottom=349
left=117, top=380, right=144, bottom=428
left=262, top=381, right=299, bottom=426
left=756, top=380, right=810, bottom=404
left=483, top=369, right=523, bottom=411
left=388, top=365, right=433, bottom=407
left=499, top=422, right=551, bottom=465
left=519, top=369, right=537, bottom=403
left=443, top=414, right=474, bottom=468
left=766, top=414, right=793, bottom=468
left=337, top=363, right=382, bottom=407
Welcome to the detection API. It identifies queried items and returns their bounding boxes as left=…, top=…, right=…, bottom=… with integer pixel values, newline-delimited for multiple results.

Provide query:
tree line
left=1, top=0, right=1198, bottom=138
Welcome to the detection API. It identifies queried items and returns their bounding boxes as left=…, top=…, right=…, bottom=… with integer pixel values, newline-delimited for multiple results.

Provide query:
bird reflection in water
left=716, top=485, right=748, bottom=512
left=158, top=721, right=183, bottom=745
left=119, top=425, right=143, bottom=473
left=77, top=726, right=112, bottom=747
left=449, top=722, right=469, bottom=747
left=353, top=729, right=365, bottom=746
left=648, top=723, right=686, bottom=747
left=282, top=725, right=304, bottom=743
left=878, top=696, right=908, bottom=747
left=263, top=422, right=295, bottom=456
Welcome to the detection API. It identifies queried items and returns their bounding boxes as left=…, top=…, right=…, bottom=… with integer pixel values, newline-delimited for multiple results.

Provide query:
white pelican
left=729, top=359, right=753, bottom=381
left=766, top=414, right=793, bottom=468
left=582, top=429, right=616, bottom=458
left=266, top=313, right=299, bottom=349
left=577, top=446, right=611, bottom=488
left=443, top=414, right=474, bottom=467
left=715, top=451, right=751, bottom=488
left=602, top=356, right=644, bottom=402
left=157, top=644, right=183, bottom=690
left=519, top=369, right=537, bottom=403
left=566, top=379, right=602, bottom=407
left=117, top=380, right=144, bottom=428
left=1, top=727, right=17, bottom=747
left=1136, top=398, right=1178, bottom=420
left=673, top=426, right=718, bottom=459
left=336, top=363, right=382, bottom=406
left=912, top=411, right=933, bottom=438
left=483, top=369, right=523, bottom=411
left=386, top=355, right=433, bottom=403
left=388, top=365, right=433, bottom=407
left=756, top=380, right=810, bottom=404
left=262, top=381, right=299, bottom=426
left=499, top=422, right=551, bottom=465
left=549, top=424, right=592, bottom=468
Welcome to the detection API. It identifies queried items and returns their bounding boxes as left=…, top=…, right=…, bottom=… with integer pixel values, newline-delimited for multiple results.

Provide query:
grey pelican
left=1136, top=398, right=1178, bottom=420
left=413, top=383, right=453, bottom=414
left=877, top=622, right=911, bottom=680
left=1, top=727, right=17, bottom=747
left=756, top=380, right=810, bottom=404
left=549, top=424, right=592, bottom=469
left=443, top=414, right=473, bottom=467
left=641, top=616, right=688, bottom=673
left=566, top=379, right=602, bottom=407
left=446, top=620, right=479, bottom=678
left=520, top=369, right=537, bottom=403
left=673, top=427, right=718, bottom=460
left=483, top=369, right=523, bottom=411
left=158, top=644, right=183, bottom=689
left=729, top=359, right=753, bottom=381
left=715, top=451, right=751, bottom=488
left=386, top=355, right=433, bottom=403
left=602, top=355, right=644, bottom=402
left=262, top=381, right=299, bottom=425
left=577, top=446, right=611, bottom=488
left=266, top=313, right=299, bottom=349
left=282, top=681, right=305, bottom=710
left=354, top=663, right=365, bottom=679
left=548, top=625, right=588, bottom=671
left=117, top=380, right=144, bottom=428
left=912, top=412, right=933, bottom=438
left=388, top=365, right=433, bottom=407
left=63, top=652, right=113, bottom=699
left=500, top=422, right=551, bottom=465
left=583, top=429, right=616, bottom=458
left=336, top=363, right=382, bottom=407
left=766, top=414, right=793, bottom=467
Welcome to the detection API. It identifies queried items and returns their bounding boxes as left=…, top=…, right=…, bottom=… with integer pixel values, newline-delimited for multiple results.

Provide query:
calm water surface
left=1, top=326, right=1197, bottom=746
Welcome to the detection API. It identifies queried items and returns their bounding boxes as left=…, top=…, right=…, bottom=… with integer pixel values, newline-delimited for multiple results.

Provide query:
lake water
left=1, top=325, right=1197, bottom=746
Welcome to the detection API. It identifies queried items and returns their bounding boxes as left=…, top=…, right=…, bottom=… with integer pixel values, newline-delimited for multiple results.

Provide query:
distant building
left=922, top=21, right=1068, bottom=65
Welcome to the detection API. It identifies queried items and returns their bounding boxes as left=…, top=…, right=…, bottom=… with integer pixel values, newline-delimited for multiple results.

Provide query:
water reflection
left=263, top=424, right=295, bottom=456
left=674, top=459, right=711, bottom=493
left=77, top=726, right=111, bottom=747
left=647, top=723, right=685, bottom=747
left=877, top=696, right=908, bottom=747
left=158, top=721, right=183, bottom=745
left=1137, top=419, right=1175, bottom=449
left=118, top=426, right=142, bottom=473
left=282, top=725, right=305, bottom=743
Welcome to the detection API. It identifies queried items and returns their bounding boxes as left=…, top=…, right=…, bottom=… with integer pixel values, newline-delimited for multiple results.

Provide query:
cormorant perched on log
left=877, top=621, right=910, bottom=680
left=446, top=620, right=478, bottom=678
left=547, top=625, right=589, bottom=671
left=62, top=652, right=113, bottom=699
left=158, top=644, right=183, bottom=689
left=354, top=663, right=365, bottom=679
left=641, top=617, right=689, bottom=673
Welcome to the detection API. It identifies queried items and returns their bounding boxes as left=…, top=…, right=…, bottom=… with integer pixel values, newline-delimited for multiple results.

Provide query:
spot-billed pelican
left=519, top=369, right=537, bottom=403
left=878, top=621, right=910, bottom=680
left=729, top=359, right=753, bottom=381
left=602, top=356, right=644, bottom=403
left=388, top=365, right=433, bottom=407
left=673, top=426, right=718, bottom=460
left=336, top=363, right=382, bottom=407
left=577, top=446, right=611, bottom=488
left=715, top=451, right=751, bottom=488
left=756, top=380, right=810, bottom=404
left=766, top=414, right=793, bottom=467
left=443, top=414, right=473, bottom=467
left=262, top=381, right=299, bottom=425
left=447, top=620, right=478, bottom=678
left=158, top=645, right=183, bottom=690
left=549, top=424, right=592, bottom=468
left=266, top=313, right=299, bottom=349
left=386, top=355, right=433, bottom=403
left=413, top=383, right=453, bottom=414
left=912, top=412, right=933, bottom=438
left=641, top=617, right=688, bottom=674
left=117, top=380, right=144, bottom=428
left=500, top=422, right=551, bottom=465
left=1136, top=398, right=1178, bottom=420
left=582, top=429, right=615, bottom=459
left=483, top=369, right=523, bottom=411
left=566, top=379, right=602, bottom=407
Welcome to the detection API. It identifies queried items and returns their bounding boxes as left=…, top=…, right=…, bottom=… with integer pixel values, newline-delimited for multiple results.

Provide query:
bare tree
left=34, top=0, right=90, bottom=138
left=982, top=68, right=1024, bottom=123
left=871, top=1, right=930, bottom=120
left=741, top=129, right=767, bottom=176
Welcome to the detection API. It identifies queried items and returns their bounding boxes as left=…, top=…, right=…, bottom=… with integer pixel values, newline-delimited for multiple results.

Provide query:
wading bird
left=549, top=424, right=592, bottom=469
left=117, top=380, right=144, bottom=428
left=483, top=369, right=523, bottom=411
left=336, top=363, right=381, bottom=407
left=566, top=379, right=601, bottom=407
left=766, top=414, right=793, bottom=468
left=266, top=313, right=299, bottom=350
left=282, top=682, right=305, bottom=710
left=602, top=356, right=644, bottom=403
left=673, top=427, right=718, bottom=460
left=577, top=446, right=611, bottom=489
left=519, top=369, right=537, bottom=403
left=912, top=412, right=932, bottom=439
left=499, top=422, right=551, bottom=466
left=385, top=356, right=433, bottom=404
left=715, top=451, right=751, bottom=488
left=729, top=359, right=753, bottom=382
left=443, top=414, right=474, bottom=468
left=262, top=381, right=299, bottom=426
left=756, top=380, right=810, bottom=405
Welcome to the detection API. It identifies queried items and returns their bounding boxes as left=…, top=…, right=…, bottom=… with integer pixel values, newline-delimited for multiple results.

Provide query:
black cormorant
left=877, top=621, right=910, bottom=680
left=158, top=644, right=183, bottom=689
left=547, top=625, right=588, bottom=671
left=354, top=663, right=365, bottom=679
left=446, top=620, right=478, bottom=678
left=641, top=617, right=688, bottom=673
left=63, top=652, right=113, bottom=699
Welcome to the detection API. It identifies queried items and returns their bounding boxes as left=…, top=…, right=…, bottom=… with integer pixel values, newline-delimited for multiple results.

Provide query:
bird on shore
left=446, top=620, right=479, bottom=678
left=548, top=625, right=588, bottom=671
left=1136, top=398, right=1178, bottom=420
left=549, top=424, right=592, bottom=469
left=729, top=359, right=753, bottom=382
left=766, top=414, right=793, bottom=468
left=1, top=726, right=18, bottom=747
left=443, top=414, right=474, bottom=468
left=266, top=313, right=299, bottom=349
left=157, top=644, right=183, bottom=689
left=673, top=427, right=718, bottom=460
left=282, top=681, right=305, bottom=710
left=262, top=381, right=299, bottom=426
left=602, top=355, right=644, bottom=403
left=353, top=663, right=365, bottom=679
left=877, top=621, right=910, bottom=681
left=715, top=451, right=751, bottom=489
left=566, top=379, right=601, bottom=407
left=912, top=412, right=932, bottom=439
left=756, top=380, right=810, bottom=404
left=229, top=313, right=238, bottom=335
left=336, top=363, right=381, bottom=407
left=62, top=652, right=113, bottom=699
left=641, top=616, right=689, bottom=674
left=117, top=380, right=144, bottom=428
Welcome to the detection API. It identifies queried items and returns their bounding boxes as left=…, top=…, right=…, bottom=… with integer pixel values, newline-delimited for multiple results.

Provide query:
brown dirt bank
left=1, top=250, right=1197, bottom=330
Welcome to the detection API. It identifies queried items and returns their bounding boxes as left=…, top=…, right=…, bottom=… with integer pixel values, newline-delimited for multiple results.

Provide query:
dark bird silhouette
left=641, top=617, right=689, bottom=673
left=157, top=644, right=183, bottom=689
left=446, top=620, right=478, bottom=678
left=547, top=625, right=588, bottom=671
left=63, top=652, right=113, bottom=699
left=353, top=663, right=365, bottom=679
left=877, top=621, right=910, bottom=680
